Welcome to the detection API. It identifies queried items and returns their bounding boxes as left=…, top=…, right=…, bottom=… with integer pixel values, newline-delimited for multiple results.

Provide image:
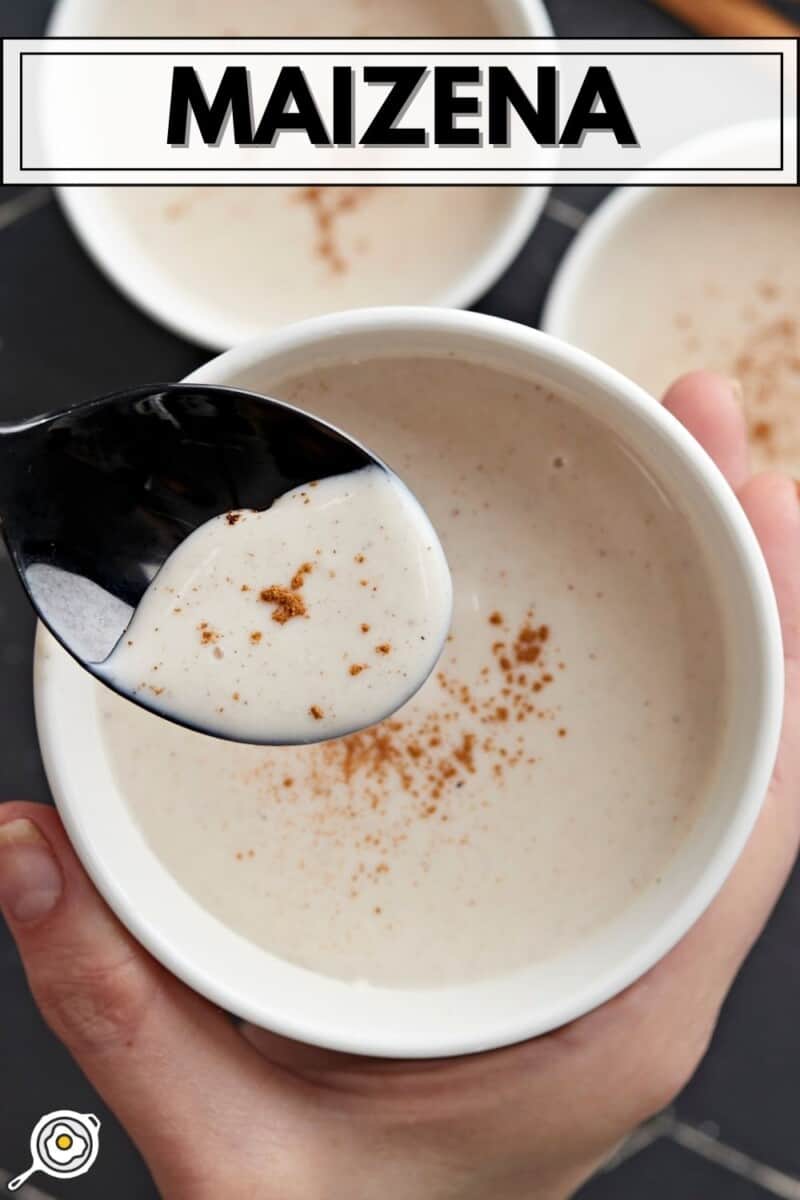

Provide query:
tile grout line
left=0, top=188, right=51, bottom=234
left=605, top=1111, right=800, bottom=1198
left=600, top=1112, right=675, bottom=1171
left=543, top=195, right=588, bottom=231
left=669, top=1121, right=800, bottom=1199
left=0, top=1167, right=57, bottom=1199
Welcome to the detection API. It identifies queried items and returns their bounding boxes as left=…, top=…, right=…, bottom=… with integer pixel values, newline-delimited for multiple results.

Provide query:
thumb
left=0, top=803, right=280, bottom=1191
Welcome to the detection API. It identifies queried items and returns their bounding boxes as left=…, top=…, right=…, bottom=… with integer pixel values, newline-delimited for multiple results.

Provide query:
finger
left=662, top=371, right=750, bottom=491
left=738, top=471, right=800, bottom=859
left=739, top=473, right=800, bottom=667
left=0, top=803, right=283, bottom=1187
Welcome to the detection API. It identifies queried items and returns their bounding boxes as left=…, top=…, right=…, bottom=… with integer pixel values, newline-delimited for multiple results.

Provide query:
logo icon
left=8, top=1110, right=101, bottom=1192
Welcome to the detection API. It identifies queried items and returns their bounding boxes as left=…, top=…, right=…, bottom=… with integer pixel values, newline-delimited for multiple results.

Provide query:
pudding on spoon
left=100, top=465, right=452, bottom=743
left=0, top=383, right=451, bottom=744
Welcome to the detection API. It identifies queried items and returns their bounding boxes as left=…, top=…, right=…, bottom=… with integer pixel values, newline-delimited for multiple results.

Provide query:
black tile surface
left=677, top=861, right=800, bottom=1180
left=1, top=1, right=799, bottom=1198
left=579, top=1138, right=782, bottom=1200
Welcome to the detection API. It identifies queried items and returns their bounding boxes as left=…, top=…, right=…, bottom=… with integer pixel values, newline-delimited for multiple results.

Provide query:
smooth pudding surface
left=560, top=187, right=800, bottom=475
left=98, top=356, right=726, bottom=987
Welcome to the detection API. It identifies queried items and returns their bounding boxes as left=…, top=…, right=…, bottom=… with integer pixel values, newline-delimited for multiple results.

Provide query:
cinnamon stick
left=650, top=0, right=800, bottom=37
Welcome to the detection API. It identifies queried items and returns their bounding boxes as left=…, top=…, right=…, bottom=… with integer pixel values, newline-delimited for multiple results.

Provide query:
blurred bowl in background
left=45, top=0, right=554, bottom=349
left=542, top=120, right=800, bottom=475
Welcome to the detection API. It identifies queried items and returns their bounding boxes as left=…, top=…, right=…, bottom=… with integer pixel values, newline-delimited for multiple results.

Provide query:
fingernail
left=0, top=819, right=63, bottom=922
left=727, top=378, right=744, bottom=403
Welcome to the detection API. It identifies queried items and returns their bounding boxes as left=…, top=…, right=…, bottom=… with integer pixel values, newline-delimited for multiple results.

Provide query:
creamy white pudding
left=61, top=0, right=526, bottom=339
left=100, top=466, right=452, bottom=743
left=553, top=186, right=800, bottom=475
left=97, top=355, right=728, bottom=987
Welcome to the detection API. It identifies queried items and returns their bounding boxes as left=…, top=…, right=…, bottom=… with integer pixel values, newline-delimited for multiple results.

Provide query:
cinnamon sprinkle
left=241, top=609, right=568, bottom=851
left=293, top=186, right=373, bottom=274
left=260, top=586, right=306, bottom=624
left=290, top=562, right=314, bottom=590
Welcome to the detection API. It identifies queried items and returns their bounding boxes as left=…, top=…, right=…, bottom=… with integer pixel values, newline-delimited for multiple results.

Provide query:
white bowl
left=34, top=307, right=783, bottom=1058
left=542, top=121, right=780, bottom=348
left=45, top=0, right=553, bottom=350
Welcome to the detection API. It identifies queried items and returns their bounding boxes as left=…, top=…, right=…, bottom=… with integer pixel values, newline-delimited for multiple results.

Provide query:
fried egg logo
left=8, top=1110, right=100, bottom=1191
left=44, top=1122, right=88, bottom=1166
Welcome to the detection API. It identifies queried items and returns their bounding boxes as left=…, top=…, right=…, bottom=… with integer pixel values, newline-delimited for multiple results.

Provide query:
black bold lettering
left=361, top=66, right=427, bottom=147
left=434, top=67, right=481, bottom=147
left=253, top=67, right=331, bottom=146
left=332, top=66, right=355, bottom=145
left=560, top=66, right=637, bottom=146
left=167, top=65, right=254, bottom=146
left=488, top=66, right=558, bottom=146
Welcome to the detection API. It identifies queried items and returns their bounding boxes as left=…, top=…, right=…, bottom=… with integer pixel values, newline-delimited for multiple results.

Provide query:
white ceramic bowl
left=34, top=307, right=783, bottom=1058
left=45, top=0, right=553, bottom=350
left=542, top=121, right=779, bottom=347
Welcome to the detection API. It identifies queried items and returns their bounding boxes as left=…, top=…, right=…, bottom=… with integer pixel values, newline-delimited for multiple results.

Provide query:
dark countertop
left=1, top=2, right=798, bottom=1197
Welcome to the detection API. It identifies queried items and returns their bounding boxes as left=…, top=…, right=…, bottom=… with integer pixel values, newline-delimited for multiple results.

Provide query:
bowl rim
left=34, top=306, right=784, bottom=1057
left=44, top=0, right=554, bottom=351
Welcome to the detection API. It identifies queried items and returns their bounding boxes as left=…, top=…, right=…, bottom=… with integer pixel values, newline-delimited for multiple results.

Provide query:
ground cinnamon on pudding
left=514, top=624, right=549, bottom=664
left=453, top=732, right=477, bottom=774
left=260, top=561, right=315, bottom=624
left=225, top=511, right=242, bottom=526
left=290, top=562, right=314, bottom=590
left=724, top=305, right=800, bottom=463
left=309, top=705, right=324, bottom=720
left=293, top=186, right=373, bottom=275
left=267, top=608, right=568, bottom=840
left=349, top=664, right=368, bottom=676
left=260, top=586, right=306, bottom=624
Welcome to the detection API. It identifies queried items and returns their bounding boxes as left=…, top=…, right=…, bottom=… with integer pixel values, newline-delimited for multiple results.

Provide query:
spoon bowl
left=1, top=383, right=446, bottom=742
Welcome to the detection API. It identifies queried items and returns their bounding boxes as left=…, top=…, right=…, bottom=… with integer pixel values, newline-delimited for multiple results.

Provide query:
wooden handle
left=651, top=0, right=800, bottom=37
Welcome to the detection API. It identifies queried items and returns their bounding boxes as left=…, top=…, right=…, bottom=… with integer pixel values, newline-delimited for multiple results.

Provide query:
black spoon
left=0, top=382, right=407, bottom=732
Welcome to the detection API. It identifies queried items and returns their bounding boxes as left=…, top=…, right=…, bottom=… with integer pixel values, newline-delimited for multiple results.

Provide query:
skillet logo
left=7, top=1110, right=101, bottom=1192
